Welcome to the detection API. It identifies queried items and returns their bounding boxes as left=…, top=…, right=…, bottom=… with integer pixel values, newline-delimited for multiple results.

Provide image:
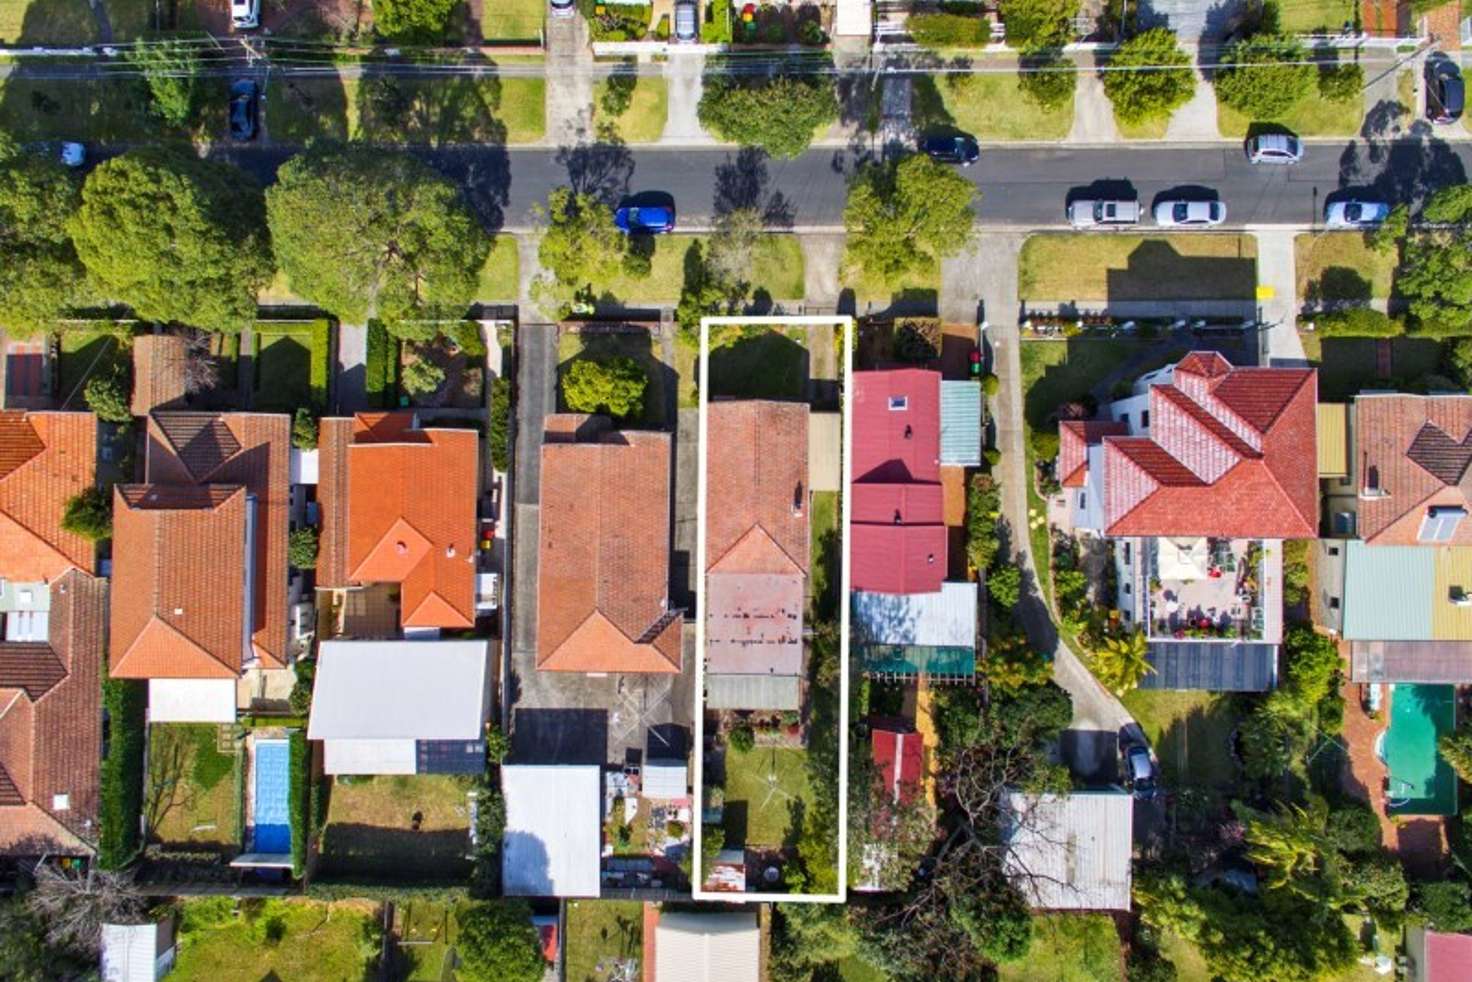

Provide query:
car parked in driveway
left=1428, top=59, right=1464, bottom=124
left=674, top=0, right=699, bottom=41
left=615, top=203, right=675, bottom=234
left=231, top=0, right=259, bottom=29
left=549, top=0, right=577, bottom=16
left=1324, top=199, right=1391, bottom=229
left=920, top=133, right=980, bottom=166
left=1067, top=198, right=1140, bottom=229
left=1246, top=132, right=1302, bottom=165
left=1124, top=742, right=1159, bottom=801
left=229, top=80, right=259, bottom=141
left=1154, top=199, right=1226, bottom=227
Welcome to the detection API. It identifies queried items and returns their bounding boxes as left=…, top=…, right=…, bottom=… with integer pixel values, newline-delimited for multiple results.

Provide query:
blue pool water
left=251, top=739, right=291, bottom=854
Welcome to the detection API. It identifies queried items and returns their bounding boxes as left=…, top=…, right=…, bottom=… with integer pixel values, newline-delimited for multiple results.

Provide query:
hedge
left=363, top=320, right=396, bottom=408
left=488, top=376, right=512, bottom=473
left=909, top=7, right=988, bottom=49
left=98, top=676, right=146, bottom=869
left=305, top=879, right=472, bottom=902
left=1311, top=307, right=1404, bottom=337
left=288, top=730, right=308, bottom=878
left=1406, top=317, right=1472, bottom=339
left=307, top=319, right=331, bottom=409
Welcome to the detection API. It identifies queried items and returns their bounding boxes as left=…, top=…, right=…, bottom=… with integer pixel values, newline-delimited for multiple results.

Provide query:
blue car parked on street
left=615, top=204, right=675, bottom=235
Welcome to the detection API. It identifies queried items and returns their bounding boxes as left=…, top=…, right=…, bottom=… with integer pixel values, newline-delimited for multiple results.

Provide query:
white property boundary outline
left=693, top=314, right=853, bottom=904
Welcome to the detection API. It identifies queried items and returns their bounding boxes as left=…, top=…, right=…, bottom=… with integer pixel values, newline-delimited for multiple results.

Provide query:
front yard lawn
left=1019, top=339, right=1143, bottom=432
left=927, top=71, right=1073, bottom=141
left=1295, top=232, right=1398, bottom=303
left=0, top=0, right=97, bottom=44
left=483, top=0, right=545, bottom=40
left=593, top=75, right=669, bottom=143
left=477, top=234, right=521, bottom=302
left=146, top=724, right=241, bottom=851
left=998, top=914, right=1124, bottom=982
left=1018, top=234, right=1259, bottom=301
left=253, top=319, right=331, bottom=412
left=0, top=73, right=225, bottom=143
left=57, top=323, right=130, bottom=409
left=847, top=256, right=942, bottom=313
left=1217, top=89, right=1364, bottom=138
left=722, top=745, right=813, bottom=848
left=557, top=326, right=671, bottom=427
left=598, top=234, right=805, bottom=305
left=565, top=899, right=643, bottom=982
left=1119, top=688, right=1242, bottom=791
left=319, top=774, right=473, bottom=880
left=1302, top=333, right=1447, bottom=401
left=1275, top=0, right=1356, bottom=33
left=172, top=897, right=379, bottom=982
left=707, top=325, right=808, bottom=399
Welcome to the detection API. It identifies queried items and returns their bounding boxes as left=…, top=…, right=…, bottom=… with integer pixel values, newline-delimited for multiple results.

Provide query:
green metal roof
left=940, top=381, right=982, bottom=466
left=1342, top=542, right=1435, bottom=641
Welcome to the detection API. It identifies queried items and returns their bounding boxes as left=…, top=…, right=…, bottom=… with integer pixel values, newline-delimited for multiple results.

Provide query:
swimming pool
left=251, top=738, right=291, bottom=854
left=1383, top=684, right=1458, bottom=817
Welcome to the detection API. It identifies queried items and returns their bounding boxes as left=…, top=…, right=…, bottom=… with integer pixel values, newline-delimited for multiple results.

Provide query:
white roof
left=834, top=0, right=872, bottom=37
left=705, top=673, right=802, bottom=711
left=643, top=760, right=688, bottom=799
left=307, top=640, right=489, bottom=741
left=1001, top=791, right=1133, bottom=910
left=148, top=678, right=236, bottom=723
left=322, top=738, right=416, bottom=775
left=654, top=911, right=760, bottom=982
left=101, top=922, right=172, bottom=982
left=502, top=765, right=601, bottom=897
left=852, top=582, right=978, bottom=647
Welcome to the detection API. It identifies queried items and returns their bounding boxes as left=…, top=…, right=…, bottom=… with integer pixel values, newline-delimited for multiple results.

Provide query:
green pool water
left=1384, top=684, right=1458, bottom=817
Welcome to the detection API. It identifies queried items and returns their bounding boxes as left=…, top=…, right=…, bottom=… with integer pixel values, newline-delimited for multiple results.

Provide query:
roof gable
left=706, top=401, right=809, bottom=576
left=0, top=413, right=97, bottom=580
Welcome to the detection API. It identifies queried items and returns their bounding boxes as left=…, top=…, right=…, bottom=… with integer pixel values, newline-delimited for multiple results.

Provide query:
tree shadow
left=557, top=325, right=675, bottom=429
left=354, top=62, right=508, bottom=147
left=707, top=327, right=809, bottom=400
left=556, top=139, right=636, bottom=207
left=1339, top=115, right=1468, bottom=209
left=1305, top=266, right=1372, bottom=307
left=271, top=73, right=350, bottom=143
left=713, top=147, right=795, bottom=228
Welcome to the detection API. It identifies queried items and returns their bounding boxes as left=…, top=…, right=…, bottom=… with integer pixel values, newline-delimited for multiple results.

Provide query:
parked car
left=59, top=142, right=85, bottom=168
left=1324, top=199, right=1391, bottom=229
left=548, top=0, right=577, bottom=16
left=920, top=133, right=980, bottom=167
left=1153, top=199, right=1226, bottom=227
left=1246, top=132, right=1302, bottom=165
left=615, top=204, right=676, bottom=234
left=229, top=80, right=259, bottom=141
left=674, top=0, right=699, bottom=41
left=1428, top=59, right=1465, bottom=124
left=1067, top=198, right=1140, bottom=229
left=231, top=0, right=259, bottom=29
left=1124, top=742, right=1159, bottom=800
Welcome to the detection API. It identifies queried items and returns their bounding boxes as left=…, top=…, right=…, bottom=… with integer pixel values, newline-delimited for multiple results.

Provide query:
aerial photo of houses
left=14, top=0, right=1472, bottom=980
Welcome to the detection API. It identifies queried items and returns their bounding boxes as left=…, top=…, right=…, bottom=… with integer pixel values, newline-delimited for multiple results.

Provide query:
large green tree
left=1103, top=28, right=1195, bottom=126
left=1000, top=0, right=1079, bottom=52
left=69, top=147, right=270, bottom=332
left=127, top=39, right=202, bottom=127
left=455, top=900, right=545, bottom=982
left=697, top=66, right=839, bottom=158
left=843, top=154, right=977, bottom=290
left=534, top=186, right=627, bottom=315
left=1213, top=35, right=1315, bottom=119
left=372, top=0, right=458, bottom=42
left=562, top=355, right=647, bottom=418
left=1398, top=184, right=1472, bottom=330
left=267, top=144, right=488, bottom=339
left=0, top=149, right=84, bottom=336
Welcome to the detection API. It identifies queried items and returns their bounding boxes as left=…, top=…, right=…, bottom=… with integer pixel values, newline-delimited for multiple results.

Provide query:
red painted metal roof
left=871, top=722, right=924, bottom=805
left=852, top=369, right=941, bottom=482
left=1426, top=931, right=1472, bottom=982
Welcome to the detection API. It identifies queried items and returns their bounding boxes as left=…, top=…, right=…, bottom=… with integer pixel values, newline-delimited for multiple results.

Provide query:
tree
left=372, top=0, right=458, bottom=42
left=0, top=895, right=94, bottom=981
left=728, top=723, right=755, bottom=753
left=844, top=154, right=977, bottom=290
left=1279, top=626, right=1340, bottom=712
left=268, top=145, right=489, bottom=338
left=1103, top=28, right=1195, bottom=126
left=561, top=356, right=647, bottom=418
left=84, top=370, right=131, bottom=423
left=771, top=904, right=857, bottom=982
left=1090, top=630, right=1153, bottom=695
left=1239, top=801, right=1328, bottom=892
left=401, top=358, right=446, bottom=398
left=533, top=187, right=626, bottom=316
left=289, top=527, right=319, bottom=570
left=1396, top=186, right=1472, bottom=329
left=127, top=39, right=201, bottom=127
left=698, top=66, right=839, bottom=158
left=706, top=206, right=770, bottom=291
left=70, top=148, right=270, bottom=332
left=26, top=864, right=143, bottom=956
left=0, top=151, right=85, bottom=336
left=989, top=564, right=1022, bottom=608
left=1213, top=35, right=1315, bottom=120
left=1000, top=0, right=1079, bottom=52
left=1318, top=61, right=1364, bottom=102
left=1018, top=55, right=1076, bottom=110
left=1441, top=718, right=1472, bottom=782
left=62, top=486, right=111, bottom=542
left=982, top=627, right=1051, bottom=693
left=455, top=900, right=545, bottom=982
left=1417, top=880, right=1472, bottom=931
left=292, top=407, right=318, bottom=450
left=949, top=880, right=1033, bottom=963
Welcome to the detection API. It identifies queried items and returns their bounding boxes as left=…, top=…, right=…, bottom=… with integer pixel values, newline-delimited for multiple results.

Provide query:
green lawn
left=707, top=325, right=808, bottom=399
left=565, top=900, right=643, bottom=982
left=254, top=320, right=331, bottom=412
left=1117, top=111, right=1170, bottom=140
left=56, top=323, right=131, bottom=409
left=839, top=956, right=891, bottom=982
left=104, top=0, right=157, bottom=39
left=557, top=327, right=670, bottom=427
left=1296, top=232, right=1398, bottom=303
left=266, top=70, right=546, bottom=145
left=319, top=775, right=472, bottom=880
left=172, top=898, right=378, bottom=982
left=1217, top=90, right=1364, bottom=138
left=0, top=0, right=97, bottom=44
left=598, top=234, right=806, bottom=305
left=722, top=745, right=813, bottom=848
left=146, top=724, right=241, bottom=851
left=925, top=71, right=1073, bottom=141
left=593, top=76, right=669, bottom=143
left=0, top=71, right=226, bottom=143
left=1019, top=339, right=1144, bottom=431
left=1275, top=0, right=1356, bottom=32
left=999, top=914, right=1124, bottom=982
left=1301, top=333, right=1448, bottom=401
left=1119, top=688, right=1242, bottom=790
left=848, top=256, right=942, bottom=311
left=1160, top=923, right=1387, bottom=982
left=394, top=900, right=465, bottom=981
left=477, top=234, right=521, bottom=302
left=1018, top=234, right=1259, bottom=301
left=482, top=0, right=544, bottom=40
left=810, top=490, right=839, bottom=622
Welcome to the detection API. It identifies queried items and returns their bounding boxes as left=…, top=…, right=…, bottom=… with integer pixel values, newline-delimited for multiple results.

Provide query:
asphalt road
left=220, top=125, right=1472, bottom=231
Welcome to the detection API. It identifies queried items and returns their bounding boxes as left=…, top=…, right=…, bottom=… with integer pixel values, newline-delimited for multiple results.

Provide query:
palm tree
left=1090, top=630, right=1154, bottom=696
left=1240, top=801, right=1328, bottom=893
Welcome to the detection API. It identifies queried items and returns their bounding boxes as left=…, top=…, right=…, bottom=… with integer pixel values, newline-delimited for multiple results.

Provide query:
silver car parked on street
left=1067, top=198, right=1141, bottom=229
left=1324, top=200, right=1391, bottom=229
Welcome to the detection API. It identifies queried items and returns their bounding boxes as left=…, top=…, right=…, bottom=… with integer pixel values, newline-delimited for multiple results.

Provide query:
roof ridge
left=1156, top=384, right=1260, bottom=458
left=115, top=613, right=236, bottom=678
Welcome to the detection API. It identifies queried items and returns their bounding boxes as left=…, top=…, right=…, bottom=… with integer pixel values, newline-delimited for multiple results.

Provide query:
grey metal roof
left=852, top=582, right=978, bottom=647
left=1351, top=640, right=1472, bottom=682
left=1342, top=542, right=1435, bottom=640
left=1139, top=640, right=1277, bottom=691
left=1001, top=791, right=1133, bottom=911
left=705, top=673, right=801, bottom=711
left=940, top=381, right=982, bottom=466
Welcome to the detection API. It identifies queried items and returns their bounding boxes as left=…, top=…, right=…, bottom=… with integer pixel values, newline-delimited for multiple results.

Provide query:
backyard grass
left=1301, top=333, right=1448, bottom=401
left=928, top=71, right=1073, bottom=141
left=810, top=490, right=839, bottom=621
left=1295, top=232, right=1398, bottom=303
left=319, top=774, right=473, bottom=880
left=1119, top=688, right=1242, bottom=790
left=721, top=745, right=813, bottom=848
left=998, top=914, right=1124, bottom=982
left=476, top=234, right=521, bottom=302
left=393, top=900, right=465, bottom=981
left=557, top=326, right=670, bottom=427
left=1018, top=234, right=1259, bottom=301
left=1217, top=90, right=1364, bottom=138
left=0, top=0, right=97, bottom=44
left=707, top=326, right=808, bottom=399
left=146, top=724, right=241, bottom=850
left=172, top=897, right=378, bottom=982
left=598, top=234, right=806, bottom=305
left=254, top=319, right=331, bottom=412
left=565, top=899, right=643, bottom=982
left=592, top=76, right=669, bottom=143
left=482, top=0, right=545, bottom=40
left=57, top=323, right=130, bottom=409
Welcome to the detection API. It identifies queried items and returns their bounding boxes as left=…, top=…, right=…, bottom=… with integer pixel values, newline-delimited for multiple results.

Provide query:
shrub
left=292, top=407, right=318, bottom=450
left=983, top=447, right=1002, bottom=466
left=485, top=725, right=510, bottom=764
left=85, top=369, right=131, bottom=423
left=364, top=321, right=395, bottom=408
left=1030, top=428, right=1060, bottom=460
left=1417, top=881, right=1472, bottom=932
left=728, top=724, right=755, bottom=753
left=981, top=371, right=1000, bottom=395
left=288, top=731, right=309, bottom=877
left=1018, top=56, right=1076, bottom=110
left=892, top=318, right=942, bottom=362
left=1440, top=718, right=1472, bottom=782
left=1318, top=61, right=1364, bottom=102
left=289, top=658, right=315, bottom=716
left=562, top=355, right=648, bottom=418
left=457, top=901, right=546, bottom=982
left=1001, top=0, right=1079, bottom=53
left=402, top=358, right=445, bottom=398
left=967, top=474, right=1002, bottom=571
left=289, top=527, right=319, bottom=570
left=488, top=376, right=512, bottom=472
left=62, top=485, right=112, bottom=542
left=798, top=18, right=824, bottom=45
left=98, top=675, right=146, bottom=868
left=989, top=564, right=1022, bottom=608
left=909, top=12, right=987, bottom=49
left=1311, top=306, right=1403, bottom=337
left=702, top=0, right=732, bottom=43
left=1214, top=35, right=1315, bottom=119
left=1282, top=539, right=1310, bottom=608
left=373, top=0, right=457, bottom=42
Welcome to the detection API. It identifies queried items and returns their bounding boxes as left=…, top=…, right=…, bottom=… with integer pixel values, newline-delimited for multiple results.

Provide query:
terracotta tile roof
left=109, top=484, right=247, bottom=679
left=0, top=571, right=105, bottom=854
left=316, top=413, right=480, bottom=629
left=706, top=401, right=809, bottom=574
left=1059, top=354, right=1316, bottom=538
left=0, top=412, right=97, bottom=581
left=0, top=645, right=65, bottom=698
left=130, top=333, right=189, bottom=416
left=1355, top=394, right=1472, bottom=545
left=538, top=418, right=680, bottom=673
left=131, top=413, right=291, bottom=669
left=1059, top=420, right=1127, bottom=487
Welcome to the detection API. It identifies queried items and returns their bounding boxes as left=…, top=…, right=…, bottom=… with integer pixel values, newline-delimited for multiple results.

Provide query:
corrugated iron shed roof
left=1343, top=542, right=1436, bottom=640
left=1001, top=791, right=1133, bottom=911
left=939, top=381, right=982, bottom=466
left=705, top=674, right=801, bottom=711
